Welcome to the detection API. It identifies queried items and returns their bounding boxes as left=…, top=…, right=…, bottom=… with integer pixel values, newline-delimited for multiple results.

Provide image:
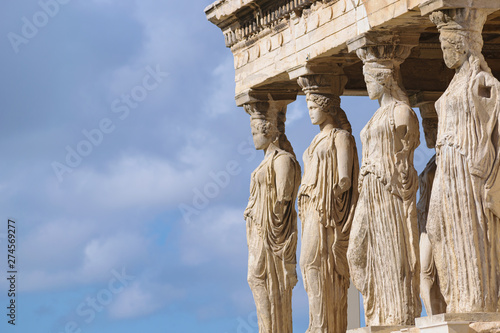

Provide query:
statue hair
left=307, top=93, right=353, bottom=133
left=247, top=103, right=296, bottom=156
left=277, top=109, right=296, bottom=157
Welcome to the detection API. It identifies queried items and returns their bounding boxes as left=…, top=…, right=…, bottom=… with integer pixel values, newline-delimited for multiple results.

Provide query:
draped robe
left=417, top=155, right=446, bottom=315
left=348, top=102, right=421, bottom=325
left=245, top=149, right=301, bottom=333
left=427, top=63, right=500, bottom=313
left=298, top=128, right=359, bottom=332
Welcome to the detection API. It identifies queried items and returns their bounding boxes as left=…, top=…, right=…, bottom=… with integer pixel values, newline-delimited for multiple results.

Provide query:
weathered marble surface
left=347, top=42, right=421, bottom=326
left=470, top=322, right=500, bottom=333
left=244, top=102, right=301, bottom=333
left=348, top=325, right=413, bottom=333
left=417, top=115, right=446, bottom=316
left=205, top=0, right=500, bottom=330
left=297, top=73, right=359, bottom=333
left=416, top=313, right=500, bottom=328
left=205, top=0, right=452, bottom=97
left=427, top=7, right=500, bottom=314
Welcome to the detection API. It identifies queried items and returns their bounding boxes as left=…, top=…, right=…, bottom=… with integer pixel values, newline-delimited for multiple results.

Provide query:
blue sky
left=0, top=1, right=433, bottom=332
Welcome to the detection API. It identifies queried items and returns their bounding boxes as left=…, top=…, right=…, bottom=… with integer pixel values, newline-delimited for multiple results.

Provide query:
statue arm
left=274, top=155, right=296, bottom=203
left=394, top=104, right=419, bottom=161
left=394, top=104, right=419, bottom=146
left=335, top=131, right=354, bottom=196
left=393, top=104, right=419, bottom=194
left=484, top=78, right=500, bottom=217
left=271, top=155, right=296, bottom=230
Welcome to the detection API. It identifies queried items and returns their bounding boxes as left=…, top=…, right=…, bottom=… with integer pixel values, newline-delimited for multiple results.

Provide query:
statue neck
left=379, top=89, right=397, bottom=107
left=264, top=141, right=279, bottom=157
left=379, top=83, right=408, bottom=107
left=456, top=57, right=471, bottom=77
left=319, top=115, right=338, bottom=133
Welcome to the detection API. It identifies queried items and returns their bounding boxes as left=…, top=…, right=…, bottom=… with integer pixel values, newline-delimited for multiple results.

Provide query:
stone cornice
left=205, top=0, right=258, bottom=28
left=420, top=0, right=500, bottom=15
left=235, top=88, right=298, bottom=106
left=205, top=0, right=500, bottom=99
left=347, top=31, right=421, bottom=53
left=205, top=0, right=324, bottom=48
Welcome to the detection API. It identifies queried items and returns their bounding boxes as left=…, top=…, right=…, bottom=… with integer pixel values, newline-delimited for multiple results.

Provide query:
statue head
left=422, top=117, right=438, bottom=149
left=244, top=102, right=279, bottom=151
left=305, top=93, right=337, bottom=126
left=430, top=8, right=488, bottom=69
left=439, top=31, right=468, bottom=69
left=298, top=73, right=352, bottom=133
left=362, top=66, right=393, bottom=100
left=357, top=45, right=412, bottom=102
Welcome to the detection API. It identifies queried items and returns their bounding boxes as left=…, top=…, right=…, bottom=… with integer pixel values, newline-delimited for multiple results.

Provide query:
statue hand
left=334, top=176, right=351, bottom=197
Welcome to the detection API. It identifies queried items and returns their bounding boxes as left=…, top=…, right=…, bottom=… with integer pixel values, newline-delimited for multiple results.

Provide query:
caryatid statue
left=427, top=7, right=500, bottom=313
left=243, top=101, right=301, bottom=333
left=297, top=73, right=359, bottom=333
left=416, top=112, right=446, bottom=316
left=347, top=42, right=421, bottom=326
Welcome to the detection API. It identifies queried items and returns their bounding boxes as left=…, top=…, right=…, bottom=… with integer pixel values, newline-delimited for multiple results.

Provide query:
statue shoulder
left=394, top=103, right=417, bottom=122
left=274, top=150, right=299, bottom=173
left=393, top=102, right=419, bottom=134
left=334, top=128, right=354, bottom=143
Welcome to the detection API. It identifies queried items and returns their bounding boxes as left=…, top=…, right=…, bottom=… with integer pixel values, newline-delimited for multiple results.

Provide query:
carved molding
left=223, top=0, right=323, bottom=48
left=420, top=0, right=500, bottom=16
left=347, top=32, right=420, bottom=54
left=297, top=72, right=348, bottom=97
left=236, top=88, right=297, bottom=107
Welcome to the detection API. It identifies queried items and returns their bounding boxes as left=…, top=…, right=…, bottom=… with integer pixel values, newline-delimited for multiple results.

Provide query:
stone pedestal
left=351, top=314, right=500, bottom=333
left=348, top=325, right=413, bottom=333
left=415, top=313, right=500, bottom=333
left=416, top=313, right=500, bottom=327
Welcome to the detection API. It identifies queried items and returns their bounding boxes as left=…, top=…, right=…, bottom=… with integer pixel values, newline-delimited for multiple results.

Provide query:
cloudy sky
left=0, top=1, right=434, bottom=332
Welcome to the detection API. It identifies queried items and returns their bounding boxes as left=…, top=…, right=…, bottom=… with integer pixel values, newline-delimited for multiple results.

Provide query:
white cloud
left=19, top=270, right=78, bottom=293
left=0, top=0, right=286, bottom=330
left=286, top=97, right=306, bottom=126
left=179, top=206, right=247, bottom=267
left=204, top=56, right=238, bottom=117
left=80, top=233, right=150, bottom=282
left=16, top=220, right=93, bottom=291
left=48, top=153, right=210, bottom=213
left=18, top=228, right=151, bottom=291
left=109, top=281, right=183, bottom=319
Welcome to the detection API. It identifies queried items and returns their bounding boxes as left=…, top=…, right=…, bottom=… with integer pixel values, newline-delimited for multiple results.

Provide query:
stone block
left=416, top=314, right=500, bottom=328
left=420, top=0, right=500, bottom=15
left=348, top=326, right=413, bottom=333
left=469, top=322, right=500, bottom=333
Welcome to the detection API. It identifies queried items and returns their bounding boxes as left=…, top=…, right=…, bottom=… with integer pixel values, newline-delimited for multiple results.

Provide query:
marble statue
left=427, top=8, right=500, bottom=313
left=297, top=74, right=359, bottom=333
left=347, top=44, right=421, bottom=326
left=244, top=101, right=301, bottom=333
left=417, top=115, right=446, bottom=316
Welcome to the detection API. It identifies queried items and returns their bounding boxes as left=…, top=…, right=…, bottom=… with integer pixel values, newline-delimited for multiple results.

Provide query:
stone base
left=350, top=314, right=500, bottom=333
left=416, top=313, right=500, bottom=328
left=469, top=322, right=500, bottom=333
left=348, top=325, right=413, bottom=333
left=414, top=313, right=500, bottom=333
